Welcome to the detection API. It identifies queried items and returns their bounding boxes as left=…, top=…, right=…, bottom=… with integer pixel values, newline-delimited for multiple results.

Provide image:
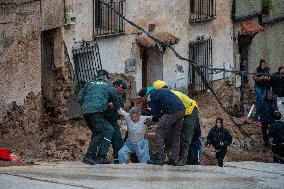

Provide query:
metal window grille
left=72, top=43, right=102, bottom=90
left=189, top=0, right=216, bottom=22
left=93, top=0, right=125, bottom=37
left=188, top=37, right=213, bottom=94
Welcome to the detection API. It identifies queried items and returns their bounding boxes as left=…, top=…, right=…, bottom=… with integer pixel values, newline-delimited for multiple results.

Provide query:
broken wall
left=41, top=0, right=64, bottom=31
left=0, top=0, right=73, bottom=127
left=0, top=0, right=42, bottom=122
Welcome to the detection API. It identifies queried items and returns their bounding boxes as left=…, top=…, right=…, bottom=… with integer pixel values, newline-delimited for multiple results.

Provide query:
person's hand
left=206, top=144, right=211, bottom=148
left=220, top=142, right=224, bottom=146
left=109, top=102, right=114, bottom=108
left=117, top=108, right=123, bottom=115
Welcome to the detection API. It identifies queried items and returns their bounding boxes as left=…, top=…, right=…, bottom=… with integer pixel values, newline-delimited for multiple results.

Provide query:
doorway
left=141, top=47, right=163, bottom=88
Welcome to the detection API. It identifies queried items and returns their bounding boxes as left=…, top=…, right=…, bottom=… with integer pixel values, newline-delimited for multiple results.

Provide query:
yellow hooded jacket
left=171, top=90, right=198, bottom=116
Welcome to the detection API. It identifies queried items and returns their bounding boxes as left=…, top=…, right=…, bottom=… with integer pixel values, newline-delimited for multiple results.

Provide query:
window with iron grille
left=72, top=43, right=102, bottom=90
left=189, top=0, right=216, bottom=22
left=188, top=37, right=213, bottom=94
left=93, top=0, right=125, bottom=37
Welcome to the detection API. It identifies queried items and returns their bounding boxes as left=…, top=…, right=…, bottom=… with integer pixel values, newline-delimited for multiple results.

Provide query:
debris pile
left=0, top=80, right=272, bottom=164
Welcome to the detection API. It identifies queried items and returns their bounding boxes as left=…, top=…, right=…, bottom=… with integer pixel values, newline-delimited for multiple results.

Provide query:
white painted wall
left=63, top=0, right=234, bottom=92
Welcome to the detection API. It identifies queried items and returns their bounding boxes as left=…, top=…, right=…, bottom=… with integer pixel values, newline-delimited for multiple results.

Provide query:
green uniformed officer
left=103, top=79, right=128, bottom=163
left=77, top=69, right=119, bottom=165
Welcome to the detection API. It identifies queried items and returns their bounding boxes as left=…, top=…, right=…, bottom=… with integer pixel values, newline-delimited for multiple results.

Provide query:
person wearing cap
left=146, top=86, right=185, bottom=165
left=77, top=69, right=119, bottom=165
left=268, top=111, right=284, bottom=163
left=103, top=79, right=128, bottom=164
left=152, top=80, right=201, bottom=165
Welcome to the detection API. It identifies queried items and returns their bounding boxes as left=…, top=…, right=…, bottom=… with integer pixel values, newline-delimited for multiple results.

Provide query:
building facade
left=0, top=0, right=237, bottom=123
left=232, top=0, right=284, bottom=85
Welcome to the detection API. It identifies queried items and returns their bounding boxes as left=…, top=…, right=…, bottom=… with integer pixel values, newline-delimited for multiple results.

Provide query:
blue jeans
left=255, top=86, right=268, bottom=118
left=118, top=139, right=150, bottom=164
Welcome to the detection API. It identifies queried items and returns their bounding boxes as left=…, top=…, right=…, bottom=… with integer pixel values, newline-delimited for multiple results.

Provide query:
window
left=72, top=43, right=102, bottom=90
left=94, top=0, right=125, bottom=37
left=189, top=0, right=216, bottom=22
left=188, top=37, right=213, bottom=94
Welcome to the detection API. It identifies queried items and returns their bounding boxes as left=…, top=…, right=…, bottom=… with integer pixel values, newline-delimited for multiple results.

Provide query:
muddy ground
left=0, top=81, right=272, bottom=164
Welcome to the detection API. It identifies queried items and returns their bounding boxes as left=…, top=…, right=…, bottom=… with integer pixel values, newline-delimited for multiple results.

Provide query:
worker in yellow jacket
left=153, top=80, right=201, bottom=165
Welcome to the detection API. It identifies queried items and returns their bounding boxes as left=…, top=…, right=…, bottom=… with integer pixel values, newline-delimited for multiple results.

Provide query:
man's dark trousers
left=180, top=108, right=199, bottom=162
left=216, top=149, right=227, bottom=167
left=83, top=113, right=105, bottom=158
left=109, top=119, right=123, bottom=160
left=155, top=111, right=184, bottom=161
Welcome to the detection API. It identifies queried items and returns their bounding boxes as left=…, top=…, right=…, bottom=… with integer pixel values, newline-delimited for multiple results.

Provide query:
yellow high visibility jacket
left=171, top=90, right=198, bottom=116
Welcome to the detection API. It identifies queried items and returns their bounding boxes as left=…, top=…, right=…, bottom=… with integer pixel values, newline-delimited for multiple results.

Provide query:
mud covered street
left=1, top=161, right=284, bottom=189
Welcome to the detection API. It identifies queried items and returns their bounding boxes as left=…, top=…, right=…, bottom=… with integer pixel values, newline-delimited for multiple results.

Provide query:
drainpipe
left=63, top=0, right=66, bottom=24
left=232, top=0, right=236, bottom=20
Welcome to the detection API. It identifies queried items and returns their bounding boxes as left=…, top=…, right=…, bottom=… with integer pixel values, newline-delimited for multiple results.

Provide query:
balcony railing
left=93, top=0, right=125, bottom=38
left=189, top=0, right=216, bottom=22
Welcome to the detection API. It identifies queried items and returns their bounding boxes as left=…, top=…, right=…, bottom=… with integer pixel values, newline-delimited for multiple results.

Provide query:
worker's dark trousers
left=97, top=118, right=115, bottom=158
left=180, top=108, right=199, bottom=162
left=215, top=148, right=227, bottom=167
left=261, top=123, right=269, bottom=146
left=110, top=120, right=124, bottom=160
left=187, top=142, right=199, bottom=165
left=155, top=111, right=184, bottom=161
left=272, top=144, right=284, bottom=163
left=83, top=113, right=105, bottom=159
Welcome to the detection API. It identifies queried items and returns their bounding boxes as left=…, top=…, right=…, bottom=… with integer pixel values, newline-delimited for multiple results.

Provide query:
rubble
left=196, top=93, right=272, bottom=165
left=0, top=78, right=272, bottom=164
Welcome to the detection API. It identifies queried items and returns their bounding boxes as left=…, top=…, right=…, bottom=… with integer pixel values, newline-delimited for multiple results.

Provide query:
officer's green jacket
left=77, top=78, right=119, bottom=115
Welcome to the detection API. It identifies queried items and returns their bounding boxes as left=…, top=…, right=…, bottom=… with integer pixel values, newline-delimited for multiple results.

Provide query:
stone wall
left=0, top=0, right=42, bottom=122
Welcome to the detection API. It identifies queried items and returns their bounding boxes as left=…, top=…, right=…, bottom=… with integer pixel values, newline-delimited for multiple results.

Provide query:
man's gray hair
left=129, top=107, right=141, bottom=116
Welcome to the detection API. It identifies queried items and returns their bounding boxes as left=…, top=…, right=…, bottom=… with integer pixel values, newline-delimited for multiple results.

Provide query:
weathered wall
left=232, top=0, right=284, bottom=87
left=264, top=0, right=284, bottom=21
left=0, top=1, right=42, bottom=122
left=248, top=21, right=284, bottom=74
left=41, top=0, right=64, bottom=31
left=234, top=0, right=262, bottom=19
left=63, top=0, right=94, bottom=58
left=189, top=0, right=234, bottom=81
left=64, top=0, right=234, bottom=93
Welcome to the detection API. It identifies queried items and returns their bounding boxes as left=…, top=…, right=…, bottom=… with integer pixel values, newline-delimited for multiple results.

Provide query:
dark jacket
left=104, top=93, right=126, bottom=123
left=77, top=77, right=119, bottom=115
left=206, top=126, right=232, bottom=150
left=254, top=67, right=271, bottom=88
left=259, top=98, right=276, bottom=125
left=270, top=72, right=284, bottom=97
left=149, top=88, right=185, bottom=122
left=268, top=120, right=284, bottom=145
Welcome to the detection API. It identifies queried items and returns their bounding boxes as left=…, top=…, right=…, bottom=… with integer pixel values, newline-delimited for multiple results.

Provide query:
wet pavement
left=0, top=161, right=283, bottom=189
